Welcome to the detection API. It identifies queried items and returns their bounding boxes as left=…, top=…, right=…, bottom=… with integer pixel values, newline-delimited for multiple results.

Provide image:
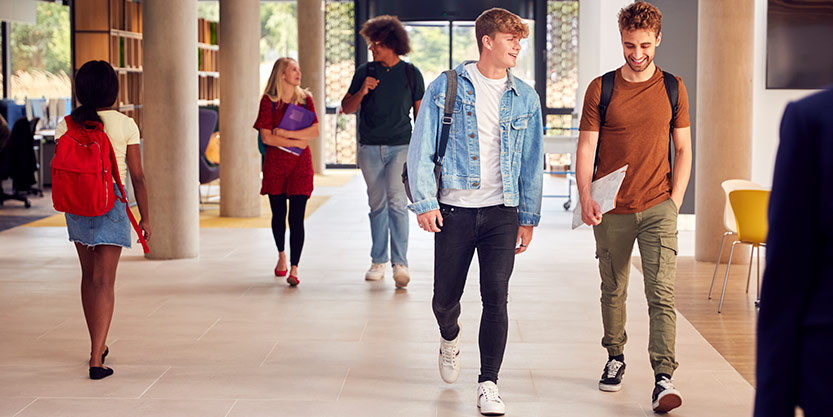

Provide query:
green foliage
left=11, top=2, right=70, bottom=75
left=197, top=3, right=219, bottom=21
left=260, top=3, right=298, bottom=60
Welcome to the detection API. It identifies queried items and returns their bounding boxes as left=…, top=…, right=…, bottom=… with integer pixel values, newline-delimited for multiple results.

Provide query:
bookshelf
left=198, top=18, right=220, bottom=106
left=72, top=2, right=221, bottom=130
left=72, top=0, right=143, bottom=130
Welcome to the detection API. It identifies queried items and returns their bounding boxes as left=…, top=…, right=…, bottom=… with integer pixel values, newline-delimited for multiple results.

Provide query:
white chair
left=707, top=179, right=767, bottom=301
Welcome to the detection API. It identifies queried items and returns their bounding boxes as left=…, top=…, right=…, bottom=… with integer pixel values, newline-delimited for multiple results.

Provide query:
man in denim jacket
left=406, top=8, right=543, bottom=415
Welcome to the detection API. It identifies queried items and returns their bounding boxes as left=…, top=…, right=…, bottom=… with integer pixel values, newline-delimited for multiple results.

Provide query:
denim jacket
left=406, top=62, right=544, bottom=226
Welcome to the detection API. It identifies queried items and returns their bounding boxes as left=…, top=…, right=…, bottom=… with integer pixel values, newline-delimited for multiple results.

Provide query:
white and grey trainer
left=477, top=381, right=506, bottom=416
left=438, top=325, right=461, bottom=384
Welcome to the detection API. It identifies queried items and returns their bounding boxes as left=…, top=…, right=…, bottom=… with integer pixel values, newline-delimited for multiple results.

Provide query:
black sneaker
left=598, top=358, right=626, bottom=392
left=652, top=376, right=682, bottom=413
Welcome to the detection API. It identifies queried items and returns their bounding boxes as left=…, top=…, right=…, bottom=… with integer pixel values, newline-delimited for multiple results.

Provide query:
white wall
left=0, top=0, right=36, bottom=24
left=576, top=0, right=632, bottom=116
left=751, top=0, right=819, bottom=186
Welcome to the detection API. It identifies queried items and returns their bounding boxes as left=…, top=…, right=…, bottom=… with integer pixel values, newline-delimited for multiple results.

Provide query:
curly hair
left=618, top=1, right=662, bottom=36
left=475, top=8, right=530, bottom=54
left=359, top=15, right=411, bottom=56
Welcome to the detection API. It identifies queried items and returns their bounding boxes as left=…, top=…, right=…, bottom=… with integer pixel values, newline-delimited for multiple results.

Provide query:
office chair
left=0, top=117, right=37, bottom=208
left=198, top=108, right=219, bottom=206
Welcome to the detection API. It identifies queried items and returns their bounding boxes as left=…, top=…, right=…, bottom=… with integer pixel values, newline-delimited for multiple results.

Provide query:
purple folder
left=277, top=103, right=316, bottom=155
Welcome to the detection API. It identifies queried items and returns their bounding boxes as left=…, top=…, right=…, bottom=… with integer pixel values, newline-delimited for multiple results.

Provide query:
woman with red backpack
left=54, top=60, right=151, bottom=380
left=253, top=57, right=319, bottom=287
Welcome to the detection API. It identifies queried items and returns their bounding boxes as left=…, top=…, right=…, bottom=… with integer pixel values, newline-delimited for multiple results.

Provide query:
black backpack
left=595, top=69, right=679, bottom=176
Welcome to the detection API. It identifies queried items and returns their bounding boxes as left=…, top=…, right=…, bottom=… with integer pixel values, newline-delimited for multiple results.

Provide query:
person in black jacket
left=755, top=87, right=833, bottom=417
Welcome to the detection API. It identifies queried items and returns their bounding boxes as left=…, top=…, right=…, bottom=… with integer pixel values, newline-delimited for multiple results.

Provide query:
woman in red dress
left=253, top=57, right=318, bottom=286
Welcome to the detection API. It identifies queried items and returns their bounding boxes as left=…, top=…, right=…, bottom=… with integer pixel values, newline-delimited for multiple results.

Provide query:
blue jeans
left=358, top=144, right=409, bottom=266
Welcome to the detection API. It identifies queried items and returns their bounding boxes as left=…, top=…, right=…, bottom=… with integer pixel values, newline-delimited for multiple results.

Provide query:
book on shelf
left=276, top=103, right=315, bottom=156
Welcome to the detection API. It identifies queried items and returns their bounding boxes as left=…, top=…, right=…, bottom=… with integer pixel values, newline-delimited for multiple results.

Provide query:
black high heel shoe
left=89, top=366, right=113, bottom=380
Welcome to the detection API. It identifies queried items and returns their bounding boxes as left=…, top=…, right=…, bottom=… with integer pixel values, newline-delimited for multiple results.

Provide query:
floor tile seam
left=356, top=320, right=369, bottom=343
left=35, top=319, right=68, bottom=340
left=222, top=399, right=238, bottom=417
left=137, top=365, right=172, bottom=399
left=10, top=398, right=38, bottom=417
left=145, top=300, right=168, bottom=318
left=195, top=318, right=222, bottom=342
left=336, top=368, right=351, bottom=401
left=258, top=339, right=280, bottom=368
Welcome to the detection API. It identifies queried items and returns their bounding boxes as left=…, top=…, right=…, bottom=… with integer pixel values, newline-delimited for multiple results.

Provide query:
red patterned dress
left=253, top=94, right=317, bottom=196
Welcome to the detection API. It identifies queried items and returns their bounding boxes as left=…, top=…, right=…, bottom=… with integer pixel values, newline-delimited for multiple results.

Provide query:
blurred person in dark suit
left=755, top=87, right=833, bottom=417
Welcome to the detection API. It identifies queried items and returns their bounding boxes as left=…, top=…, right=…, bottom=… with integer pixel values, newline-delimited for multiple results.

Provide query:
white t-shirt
left=56, top=110, right=141, bottom=183
left=439, top=62, right=506, bottom=208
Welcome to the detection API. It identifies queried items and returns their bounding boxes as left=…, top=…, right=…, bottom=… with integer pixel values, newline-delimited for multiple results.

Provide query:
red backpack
left=51, top=116, right=149, bottom=253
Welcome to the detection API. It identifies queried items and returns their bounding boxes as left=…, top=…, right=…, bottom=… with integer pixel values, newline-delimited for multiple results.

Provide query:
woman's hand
left=139, top=219, right=151, bottom=241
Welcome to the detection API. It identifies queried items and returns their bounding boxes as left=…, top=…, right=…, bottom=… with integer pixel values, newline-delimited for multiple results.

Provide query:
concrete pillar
left=219, top=0, right=261, bottom=217
left=297, top=0, right=326, bottom=174
left=143, top=0, right=199, bottom=259
left=694, top=0, right=754, bottom=262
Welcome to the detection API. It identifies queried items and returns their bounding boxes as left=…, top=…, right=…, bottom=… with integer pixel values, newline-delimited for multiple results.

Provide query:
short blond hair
left=475, top=8, right=530, bottom=53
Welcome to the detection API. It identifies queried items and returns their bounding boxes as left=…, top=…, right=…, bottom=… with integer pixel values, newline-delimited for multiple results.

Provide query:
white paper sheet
left=572, top=164, right=629, bottom=229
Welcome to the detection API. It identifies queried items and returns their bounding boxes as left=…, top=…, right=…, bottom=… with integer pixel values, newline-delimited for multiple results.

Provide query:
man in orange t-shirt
left=575, top=2, right=692, bottom=414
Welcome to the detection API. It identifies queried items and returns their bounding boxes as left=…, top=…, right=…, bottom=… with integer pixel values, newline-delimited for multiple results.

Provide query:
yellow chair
left=708, top=180, right=766, bottom=301
left=716, top=189, right=770, bottom=313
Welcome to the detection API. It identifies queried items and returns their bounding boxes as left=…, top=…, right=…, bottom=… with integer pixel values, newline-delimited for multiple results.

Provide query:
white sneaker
left=392, top=264, right=410, bottom=288
left=365, top=263, right=385, bottom=281
left=477, top=381, right=506, bottom=415
left=439, top=325, right=461, bottom=384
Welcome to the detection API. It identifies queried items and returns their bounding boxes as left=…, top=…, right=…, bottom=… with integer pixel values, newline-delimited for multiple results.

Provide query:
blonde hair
left=263, top=57, right=308, bottom=105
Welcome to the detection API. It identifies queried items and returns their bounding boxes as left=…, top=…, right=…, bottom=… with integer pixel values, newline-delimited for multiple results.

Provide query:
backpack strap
left=662, top=71, right=679, bottom=173
left=594, top=70, right=616, bottom=176
left=106, top=138, right=149, bottom=254
left=434, top=70, right=457, bottom=165
left=366, top=61, right=377, bottom=79
left=405, top=62, right=417, bottom=109
left=662, top=71, right=679, bottom=129
left=598, top=70, right=616, bottom=127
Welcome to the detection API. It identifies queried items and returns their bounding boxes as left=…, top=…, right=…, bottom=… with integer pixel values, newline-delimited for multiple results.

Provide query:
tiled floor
left=0, top=174, right=754, bottom=416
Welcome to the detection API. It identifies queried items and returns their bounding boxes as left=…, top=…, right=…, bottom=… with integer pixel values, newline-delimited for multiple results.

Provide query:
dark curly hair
left=618, top=1, right=662, bottom=36
left=359, top=15, right=411, bottom=56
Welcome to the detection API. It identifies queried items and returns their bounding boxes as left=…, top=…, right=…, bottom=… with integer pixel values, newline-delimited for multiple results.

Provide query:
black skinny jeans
left=268, top=194, right=308, bottom=266
left=432, top=203, right=519, bottom=383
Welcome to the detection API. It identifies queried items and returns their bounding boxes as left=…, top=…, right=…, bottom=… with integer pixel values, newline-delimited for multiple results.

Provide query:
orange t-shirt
left=579, top=67, right=690, bottom=214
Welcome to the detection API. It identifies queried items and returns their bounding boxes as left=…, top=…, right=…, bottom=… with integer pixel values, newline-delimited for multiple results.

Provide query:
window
left=9, top=2, right=71, bottom=101
left=544, top=0, right=579, bottom=132
left=324, top=0, right=356, bottom=166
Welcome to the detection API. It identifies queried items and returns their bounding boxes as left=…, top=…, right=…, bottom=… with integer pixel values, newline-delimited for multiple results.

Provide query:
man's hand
left=581, top=197, right=603, bottom=226
left=361, top=77, right=379, bottom=95
left=516, top=226, right=533, bottom=254
left=417, top=209, right=443, bottom=233
left=670, top=195, right=683, bottom=213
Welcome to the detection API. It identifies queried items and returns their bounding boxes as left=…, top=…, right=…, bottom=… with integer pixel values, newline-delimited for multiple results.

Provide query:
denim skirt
left=65, top=183, right=132, bottom=248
